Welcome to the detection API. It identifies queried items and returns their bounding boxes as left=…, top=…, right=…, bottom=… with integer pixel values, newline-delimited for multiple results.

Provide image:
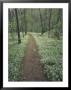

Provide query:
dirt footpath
left=22, top=34, right=46, bottom=81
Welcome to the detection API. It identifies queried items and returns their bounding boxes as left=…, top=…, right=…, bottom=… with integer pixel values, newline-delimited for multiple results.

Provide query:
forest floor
left=8, top=32, right=62, bottom=81
left=22, top=34, right=46, bottom=81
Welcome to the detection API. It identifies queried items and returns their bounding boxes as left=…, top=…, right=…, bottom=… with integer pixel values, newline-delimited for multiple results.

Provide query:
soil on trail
left=22, top=34, right=46, bottom=81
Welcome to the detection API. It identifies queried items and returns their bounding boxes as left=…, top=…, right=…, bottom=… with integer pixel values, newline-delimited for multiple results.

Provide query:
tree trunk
left=48, top=9, right=52, bottom=37
left=48, top=9, right=52, bottom=32
left=24, top=9, right=27, bottom=35
left=15, top=9, right=21, bottom=44
left=39, top=9, right=44, bottom=35
left=44, top=9, right=48, bottom=32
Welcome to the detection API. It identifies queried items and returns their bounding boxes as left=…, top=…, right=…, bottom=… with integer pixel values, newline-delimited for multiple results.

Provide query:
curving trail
left=22, top=34, right=46, bottom=81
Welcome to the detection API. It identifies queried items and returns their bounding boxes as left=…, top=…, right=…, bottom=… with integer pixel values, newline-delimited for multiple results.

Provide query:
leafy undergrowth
left=32, top=32, right=63, bottom=81
left=8, top=32, right=29, bottom=81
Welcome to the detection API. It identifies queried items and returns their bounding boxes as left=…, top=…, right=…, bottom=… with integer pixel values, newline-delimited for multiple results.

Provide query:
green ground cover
left=8, top=32, right=29, bottom=81
left=32, top=32, right=63, bottom=81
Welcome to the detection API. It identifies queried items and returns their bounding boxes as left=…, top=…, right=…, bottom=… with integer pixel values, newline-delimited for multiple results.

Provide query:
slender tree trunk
left=39, top=9, right=44, bottom=35
left=9, top=9, right=15, bottom=40
left=21, top=10, right=24, bottom=37
left=20, top=9, right=24, bottom=38
left=24, top=9, right=27, bottom=35
left=21, top=21, right=24, bottom=37
left=48, top=9, right=52, bottom=37
left=15, top=9, right=21, bottom=44
left=56, top=10, right=62, bottom=39
left=9, top=9, right=12, bottom=33
left=48, top=9, right=52, bottom=32
left=31, top=9, right=33, bottom=32
left=44, top=9, right=48, bottom=32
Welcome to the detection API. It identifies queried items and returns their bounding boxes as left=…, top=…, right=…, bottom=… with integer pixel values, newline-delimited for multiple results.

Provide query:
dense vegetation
left=8, top=33, right=29, bottom=81
left=8, top=8, right=63, bottom=81
left=32, top=33, right=62, bottom=81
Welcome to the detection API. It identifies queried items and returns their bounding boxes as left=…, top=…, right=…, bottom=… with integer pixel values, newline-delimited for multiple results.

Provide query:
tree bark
left=15, top=9, right=21, bottom=44
left=24, top=9, right=27, bottom=35
left=48, top=9, right=52, bottom=32
left=39, top=9, right=44, bottom=35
